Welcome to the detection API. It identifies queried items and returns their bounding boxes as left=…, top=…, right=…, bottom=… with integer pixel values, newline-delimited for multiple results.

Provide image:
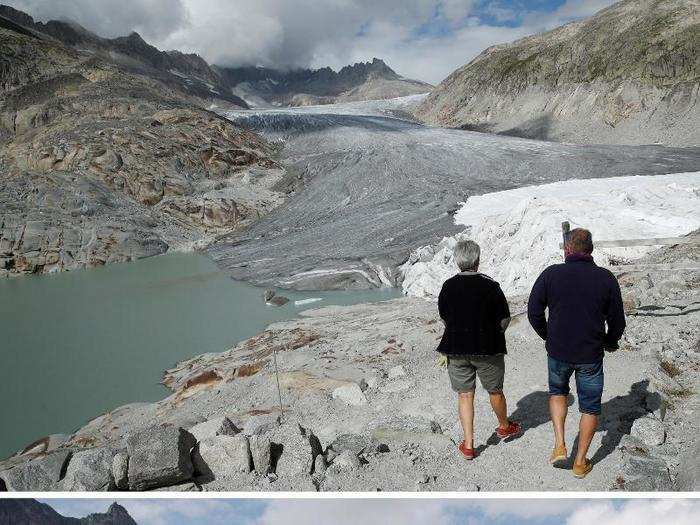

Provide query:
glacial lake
left=0, top=252, right=401, bottom=459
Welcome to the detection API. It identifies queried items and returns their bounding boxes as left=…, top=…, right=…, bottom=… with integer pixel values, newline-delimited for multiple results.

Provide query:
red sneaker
left=458, top=441, right=476, bottom=460
left=496, top=421, right=522, bottom=439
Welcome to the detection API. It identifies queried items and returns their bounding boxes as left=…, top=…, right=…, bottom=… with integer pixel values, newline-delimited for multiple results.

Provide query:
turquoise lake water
left=0, top=252, right=400, bottom=459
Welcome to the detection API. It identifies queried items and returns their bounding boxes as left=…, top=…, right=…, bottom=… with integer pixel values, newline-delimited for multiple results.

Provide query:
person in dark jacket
left=528, top=228, right=626, bottom=479
left=438, top=240, right=522, bottom=460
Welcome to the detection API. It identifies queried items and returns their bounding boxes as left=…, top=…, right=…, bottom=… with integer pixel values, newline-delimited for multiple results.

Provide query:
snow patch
left=401, top=172, right=700, bottom=298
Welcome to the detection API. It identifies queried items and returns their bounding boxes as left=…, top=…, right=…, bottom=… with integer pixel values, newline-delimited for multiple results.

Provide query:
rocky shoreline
left=1, top=240, right=697, bottom=492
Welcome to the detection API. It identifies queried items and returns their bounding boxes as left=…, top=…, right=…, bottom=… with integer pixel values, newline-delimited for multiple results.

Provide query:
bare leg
left=574, top=414, right=598, bottom=466
left=549, top=395, right=568, bottom=449
left=458, top=391, right=475, bottom=448
left=489, top=392, right=509, bottom=430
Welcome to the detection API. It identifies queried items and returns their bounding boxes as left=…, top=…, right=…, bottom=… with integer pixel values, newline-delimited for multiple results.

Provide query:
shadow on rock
left=588, top=380, right=651, bottom=465
left=509, top=390, right=575, bottom=435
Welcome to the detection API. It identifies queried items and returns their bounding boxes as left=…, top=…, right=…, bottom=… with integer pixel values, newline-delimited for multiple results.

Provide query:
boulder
left=62, top=448, right=115, bottom=491
left=21, top=450, right=73, bottom=491
left=330, top=450, right=362, bottom=471
left=332, top=383, right=368, bottom=406
left=188, top=417, right=240, bottom=442
left=269, top=422, right=323, bottom=477
left=249, top=434, right=271, bottom=474
left=630, top=416, right=666, bottom=447
left=0, top=467, right=25, bottom=492
left=126, top=426, right=196, bottom=491
left=112, top=452, right=129, bottom=490
left=329, top=434, right=373, bottom=456
left=267, top=295, right=289, bottom=306
left=192, top=435, right=252, bottom=481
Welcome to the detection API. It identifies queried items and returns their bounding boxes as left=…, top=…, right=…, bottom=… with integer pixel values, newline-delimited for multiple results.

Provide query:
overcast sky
left=39, top=499, right=700, bottom=525
left=7, top=0, right=616, bottom=83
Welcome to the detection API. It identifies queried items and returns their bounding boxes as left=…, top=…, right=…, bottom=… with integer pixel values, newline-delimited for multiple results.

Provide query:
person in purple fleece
left=528, top=228, right=626, bottom=478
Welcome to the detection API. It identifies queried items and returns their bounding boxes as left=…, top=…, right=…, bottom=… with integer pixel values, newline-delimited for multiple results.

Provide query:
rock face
left=192, top=434, right=252, bottom=481
left=217, top=58, right=431, bottom=107
left=61, top=448, right=115, bottom=491
left=0, top=14, right=286, bottom=277
left=126, top=427, right=196, bottom=490
left=416, top=0, right=700, bottom=146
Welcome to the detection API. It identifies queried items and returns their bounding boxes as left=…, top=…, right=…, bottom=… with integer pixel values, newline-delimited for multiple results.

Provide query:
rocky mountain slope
left=217, top=58, right=432, bottom=107
left=0, top=5, right=249, bottom=108
left=416, top=0, right=700, bottom=146
left=0, top=15, right=288, bottom=276
left=0, top=500, right=136, bottom=525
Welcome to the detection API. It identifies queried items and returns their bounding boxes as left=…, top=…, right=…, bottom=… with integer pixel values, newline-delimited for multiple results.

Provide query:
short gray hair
left=454, top=240, right=480, bottom=271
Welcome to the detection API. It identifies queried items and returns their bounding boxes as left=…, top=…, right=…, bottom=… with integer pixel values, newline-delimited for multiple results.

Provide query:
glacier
left=210, top=99, right=700, bottom=291
left=401, top=172, right=700, bottom=298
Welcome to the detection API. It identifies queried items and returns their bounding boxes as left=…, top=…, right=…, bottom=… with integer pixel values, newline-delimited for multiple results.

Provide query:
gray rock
left=329, top=434, right=372, bottom=456
left=331, top=383, right=368, bottom=406
left=674, top=439, right=700, bottom=490
left=267, top=295, right=289, bottom=306
left=249, top=434, right=271, bottom=474
left=150, top=481, right=201, bottom=492
left=621, top=443, right=672, bottom=491
left=269, top=422, right=323, bottom=478
left=242, top=414, right=280, bottom=436
left=112, top=452, right=129, bottom=490
left=0, top=467, right=26, bottom=491
left=188, top=416, right=240, bottom=443
left=630, top=416, right=666, bottom=447
left=331, top=450, right=362, bottom=471
left=192, top=435, right=252, bottom=481
left=62, top=448, right=115, bottom=491
left=313, top=454, right=327, bottom=476
left=21, top=450, right=73, bottom=491
left=127, top=426, right=196, bottom=491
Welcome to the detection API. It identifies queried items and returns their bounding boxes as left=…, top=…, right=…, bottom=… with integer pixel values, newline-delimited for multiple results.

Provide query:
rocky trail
left=1, top=240, right=697, bottom=492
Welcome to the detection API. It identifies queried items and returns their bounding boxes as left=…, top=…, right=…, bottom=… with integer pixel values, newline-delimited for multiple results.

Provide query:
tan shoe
left=573, top=459, right=593, bottom=478
left=549, top=445, right=567, bottom=464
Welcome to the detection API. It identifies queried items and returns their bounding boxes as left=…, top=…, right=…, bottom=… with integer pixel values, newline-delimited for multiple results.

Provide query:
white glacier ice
left=401, top=172, right=700, bottom=298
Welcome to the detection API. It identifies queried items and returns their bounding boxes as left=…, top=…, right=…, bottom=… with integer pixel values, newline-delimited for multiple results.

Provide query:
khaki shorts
left=447, top=354, right=505, bottom=393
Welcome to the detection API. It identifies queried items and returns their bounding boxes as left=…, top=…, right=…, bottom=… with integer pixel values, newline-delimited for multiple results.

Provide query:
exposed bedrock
left=209, top=111, right=700, bottom=290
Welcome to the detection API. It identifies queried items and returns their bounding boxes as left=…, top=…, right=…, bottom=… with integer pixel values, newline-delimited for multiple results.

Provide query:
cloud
left=40, top=499, right=263, bottom=525
left=568, top=500, right=700, bottom=525
left=5, top=0, right=617, bottom=83
left=6, top=0, right=188, bottom=41
left=255, top=499, right=455, bottom=525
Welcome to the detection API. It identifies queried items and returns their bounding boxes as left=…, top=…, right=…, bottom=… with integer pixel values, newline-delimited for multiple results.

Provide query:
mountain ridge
left=0, top=500, right=137, bottom=525
left=0, top=4, right=429, bottom=108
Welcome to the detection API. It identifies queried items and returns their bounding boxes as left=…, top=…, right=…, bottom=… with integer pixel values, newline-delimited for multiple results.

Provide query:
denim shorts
left=548, top=356, right=604, bottom=415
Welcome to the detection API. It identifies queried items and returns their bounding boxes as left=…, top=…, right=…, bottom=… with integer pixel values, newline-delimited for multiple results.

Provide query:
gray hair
left=453, top=240, right=480, bottom=271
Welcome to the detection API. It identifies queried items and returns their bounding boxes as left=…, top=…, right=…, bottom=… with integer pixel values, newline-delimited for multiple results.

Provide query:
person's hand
left=436, top=354, right=448, bottom=368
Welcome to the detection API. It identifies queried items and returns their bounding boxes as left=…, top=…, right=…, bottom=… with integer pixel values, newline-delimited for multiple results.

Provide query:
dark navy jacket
left=437, top=272, right=510, bottom=356
left=527, top=254, right=626, bottom=364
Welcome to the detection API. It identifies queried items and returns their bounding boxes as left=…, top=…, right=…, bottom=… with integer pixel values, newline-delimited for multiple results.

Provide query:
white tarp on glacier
left=401, top=172, right=700, bottom=298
